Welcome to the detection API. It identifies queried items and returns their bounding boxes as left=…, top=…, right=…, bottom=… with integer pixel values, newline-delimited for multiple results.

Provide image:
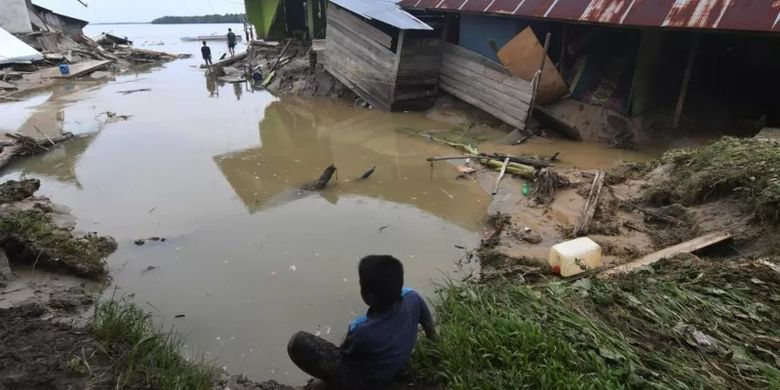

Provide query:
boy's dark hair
left=358, top=255, right=403, bottom=312
left=202, top=41, right=207, bottom=45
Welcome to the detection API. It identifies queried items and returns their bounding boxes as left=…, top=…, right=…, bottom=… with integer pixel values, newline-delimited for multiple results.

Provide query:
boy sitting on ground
left=288, top=255, right=436, bottom=389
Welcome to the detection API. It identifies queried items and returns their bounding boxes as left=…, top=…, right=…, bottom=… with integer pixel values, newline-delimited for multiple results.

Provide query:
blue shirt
left=341, top=288, right=433, bottom=386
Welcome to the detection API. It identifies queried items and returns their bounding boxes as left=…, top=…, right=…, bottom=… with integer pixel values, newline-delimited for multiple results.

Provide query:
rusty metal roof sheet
left=331, top=0, right=433, bottom=30
left=399, top=0, right=780, bottom=33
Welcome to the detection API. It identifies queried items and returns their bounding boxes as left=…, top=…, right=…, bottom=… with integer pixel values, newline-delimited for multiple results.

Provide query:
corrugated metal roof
left=331, top=0, right=433, bottom=30
left=399, top=0, right=780, bottom=33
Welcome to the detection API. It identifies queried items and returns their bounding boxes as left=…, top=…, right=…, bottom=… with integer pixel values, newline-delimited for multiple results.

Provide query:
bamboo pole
left=492, top=158, right=510, bottom=195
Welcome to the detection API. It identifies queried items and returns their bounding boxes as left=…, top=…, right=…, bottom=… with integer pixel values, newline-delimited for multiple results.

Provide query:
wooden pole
left=673, top=34, right=700, bottom=129
left=575, top=170, right=605, bottom=236
left=492, top=158, right=510, bottom=195
left=526, top=32, right=552, bottom=128
left=32, top=125, right=56, bottom=147
left=601, top=231, right=731, bottom=276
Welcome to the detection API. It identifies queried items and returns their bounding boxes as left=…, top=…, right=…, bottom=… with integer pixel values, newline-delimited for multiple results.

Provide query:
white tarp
left=0, top=26, right=43, bottom=65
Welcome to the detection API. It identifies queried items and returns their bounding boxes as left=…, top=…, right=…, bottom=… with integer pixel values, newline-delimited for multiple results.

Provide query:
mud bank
left=408, top=136, right=780, bottom=389
left=211, top=39, right=357, bottom=102
left=466, top=137, right=780, bottom=276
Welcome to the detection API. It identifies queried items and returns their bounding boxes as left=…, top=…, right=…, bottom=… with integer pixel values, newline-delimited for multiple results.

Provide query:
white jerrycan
left=549, top=237, right=602, bottom=277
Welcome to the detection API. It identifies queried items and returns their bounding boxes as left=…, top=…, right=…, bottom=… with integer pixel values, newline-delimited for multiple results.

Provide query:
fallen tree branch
left=302, top=165, right=337, bottom=190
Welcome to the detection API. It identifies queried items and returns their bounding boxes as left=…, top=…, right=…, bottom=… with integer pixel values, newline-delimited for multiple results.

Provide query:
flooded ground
left=0, top=23, right=686, bottom=384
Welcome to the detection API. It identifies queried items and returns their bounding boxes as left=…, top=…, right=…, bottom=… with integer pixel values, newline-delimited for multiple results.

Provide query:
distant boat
left=180, top=34, right=243, bottom=42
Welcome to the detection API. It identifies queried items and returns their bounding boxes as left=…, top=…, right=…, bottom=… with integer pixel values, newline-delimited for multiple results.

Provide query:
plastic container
left=549, top=237, right=602, bottom=277
left=58, top=64, right=70, bottom=75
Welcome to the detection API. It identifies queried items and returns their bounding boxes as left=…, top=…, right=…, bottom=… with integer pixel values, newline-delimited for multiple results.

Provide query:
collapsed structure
left=0, top=0, right=188, bottom=98
left=243, top=0, right=780, bottom=142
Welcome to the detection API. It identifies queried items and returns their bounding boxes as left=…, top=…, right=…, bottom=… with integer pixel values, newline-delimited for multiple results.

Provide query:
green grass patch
left=92, top=299, right=216, bottom=390
left=644, top=137, right=780, bottom=221
left=413, top=255, right=780, bottom=389
left=0, top=208, right=116, bottom=278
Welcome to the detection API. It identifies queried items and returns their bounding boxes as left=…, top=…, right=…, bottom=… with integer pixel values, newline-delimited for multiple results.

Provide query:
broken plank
left=492, top=158, right=510, bottom=195
left=602, top=232, right=732, bottom=276
left=575, top=170, right=605, bottom=236
left=51, top=60, right=113, bottom=79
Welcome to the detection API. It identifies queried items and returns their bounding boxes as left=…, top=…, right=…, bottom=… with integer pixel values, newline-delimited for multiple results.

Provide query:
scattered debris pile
left=2, top=31, right=189, bottom=96
left=0, top=131, right=73, bottom=170
left=0, top=179, right=117, bottom=278
left=209, top=39, right=356, bottom=100
left=445, top=135, right=780, bottom=279
left=414, top=254, right=780, bottom=389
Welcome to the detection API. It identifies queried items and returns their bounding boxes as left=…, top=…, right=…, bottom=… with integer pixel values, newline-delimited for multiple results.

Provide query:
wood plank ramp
left=601, top=232, right=732, bottom=276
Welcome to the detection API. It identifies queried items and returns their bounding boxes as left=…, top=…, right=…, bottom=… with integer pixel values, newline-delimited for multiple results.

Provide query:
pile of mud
left=479, top=136, right=780, bottom=275
left=219, top=39, right=357, bottom=101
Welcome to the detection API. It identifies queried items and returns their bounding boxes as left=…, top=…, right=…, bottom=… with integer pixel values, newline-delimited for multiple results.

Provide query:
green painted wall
left=245, top=0, right=326, bottom=40
left=244, top=0, right=283, bottom=39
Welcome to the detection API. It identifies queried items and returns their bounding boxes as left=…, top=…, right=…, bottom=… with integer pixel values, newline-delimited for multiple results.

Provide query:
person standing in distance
left=227, top=28, right=237, bottom=57
left=201, top=41, right=213, bottom=67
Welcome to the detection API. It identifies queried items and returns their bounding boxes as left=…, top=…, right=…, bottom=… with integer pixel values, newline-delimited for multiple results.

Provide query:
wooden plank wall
left=324, top=4, right=397, bottom=110
left=393, top=37, right=441, bottom=108
left=439, top=42, right=533, bottom=129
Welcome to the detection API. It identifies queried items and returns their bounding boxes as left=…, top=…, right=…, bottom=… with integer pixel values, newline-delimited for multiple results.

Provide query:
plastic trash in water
left=522, top=182, right=530, bottom=196
left=58, top=64, right=70, bottom=75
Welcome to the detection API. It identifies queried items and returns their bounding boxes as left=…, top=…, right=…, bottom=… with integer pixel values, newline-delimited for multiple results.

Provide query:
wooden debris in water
left=530, top=168, right=569, bottom=205
left=302, top=164, right=337, bottom=190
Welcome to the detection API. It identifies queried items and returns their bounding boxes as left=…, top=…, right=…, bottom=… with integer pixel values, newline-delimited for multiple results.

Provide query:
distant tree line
left=151, top=14, right=245, bottom=24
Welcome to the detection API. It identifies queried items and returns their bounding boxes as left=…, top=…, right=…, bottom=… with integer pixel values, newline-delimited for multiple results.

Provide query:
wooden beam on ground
left=526, top=32, right=551, bottom=124
left=602, top=232, right=732, bottom=276
left=575, top=170, right=605, bottom=236
left=51, top=60, right=113, bottom=79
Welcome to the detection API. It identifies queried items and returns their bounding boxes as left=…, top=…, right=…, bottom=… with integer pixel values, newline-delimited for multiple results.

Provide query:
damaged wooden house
left=398, top=0, right=780, bottom=142
left=321, top=0, right=780, bottom=142
left=320, top=0, right=562, bottom=130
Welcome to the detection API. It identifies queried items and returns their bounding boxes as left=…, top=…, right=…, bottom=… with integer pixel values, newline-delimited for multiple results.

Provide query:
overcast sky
left=34, top=0, right=245, bottom=23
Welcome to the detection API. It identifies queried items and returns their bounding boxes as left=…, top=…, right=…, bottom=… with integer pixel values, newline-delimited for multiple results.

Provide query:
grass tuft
left=650, top=137, right=780, bottom=221
left=413, top=256, right=780, bottom=389
left=92, top=298, right=216, bottom=390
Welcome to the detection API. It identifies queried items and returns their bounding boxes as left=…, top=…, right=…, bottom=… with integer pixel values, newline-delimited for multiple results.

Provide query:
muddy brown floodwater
left=0, top=23, right=692, bottom=386
left=0, top=24, right=494, bottom=385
